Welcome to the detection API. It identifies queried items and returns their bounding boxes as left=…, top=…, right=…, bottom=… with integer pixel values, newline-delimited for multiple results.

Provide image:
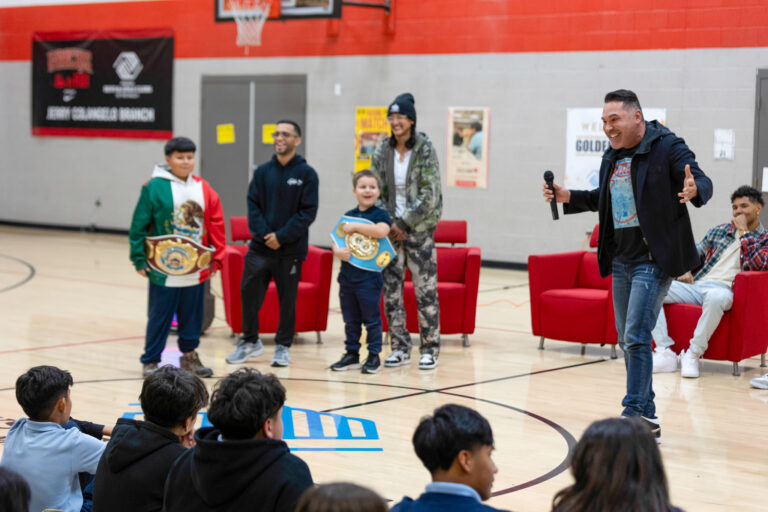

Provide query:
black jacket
left=565, top=120, right=713, bottom=278
left=92, top=418, right=186, bottom=512
left=163, top=427, right=314, bottom=512
left=247, top=154, right=319, bottom=260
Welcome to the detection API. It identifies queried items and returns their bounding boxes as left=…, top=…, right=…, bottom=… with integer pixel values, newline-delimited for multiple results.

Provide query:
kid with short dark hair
left=391, top=404, right=509, bottom=512
left=330, top=169, right=392, bottom=374
left=0, top=365, right=107, bottom=512
left=163, top=368, right=313, bottom=512
left=91, top=366, right=209, bottom=512
left=129, top=136, right=226, bottom=378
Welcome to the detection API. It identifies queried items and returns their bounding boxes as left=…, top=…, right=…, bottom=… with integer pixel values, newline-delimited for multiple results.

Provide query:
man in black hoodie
left=227, top=120, right=319, bottom=368
left=163, top=368, right=313, bottom=512
left=91, top=366, right=208, bottom=512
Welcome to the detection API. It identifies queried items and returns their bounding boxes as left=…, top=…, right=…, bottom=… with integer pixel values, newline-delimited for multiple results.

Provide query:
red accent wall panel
left=1, top=0, right=767, bottom=61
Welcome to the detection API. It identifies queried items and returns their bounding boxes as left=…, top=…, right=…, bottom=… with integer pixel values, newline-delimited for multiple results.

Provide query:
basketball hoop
left=229, top=0, right=271, bottom=54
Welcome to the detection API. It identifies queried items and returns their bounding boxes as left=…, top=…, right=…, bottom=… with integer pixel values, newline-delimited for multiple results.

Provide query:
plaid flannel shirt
left=694, top=222, right=767, bottom=281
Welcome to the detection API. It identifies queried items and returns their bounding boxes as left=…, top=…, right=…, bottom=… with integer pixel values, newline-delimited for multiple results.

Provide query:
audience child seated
left=391, top=404, right=510, bottom=512
left=0, top=366, right=106, bottom=512
left=551, top=417, right=683, bottom=512
left=91, top=366, right=209, bottom=511
left=0, top=466, right=31, bottom=512
left=163, top=368, right=313, bottom=512
left=295, top=482, right=387, bottom=512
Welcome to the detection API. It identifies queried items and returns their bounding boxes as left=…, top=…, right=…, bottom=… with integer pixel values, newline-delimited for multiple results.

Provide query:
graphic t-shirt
left=339, top=205, right=392, bottom=282
left=609, top=146, right=652, bottom=264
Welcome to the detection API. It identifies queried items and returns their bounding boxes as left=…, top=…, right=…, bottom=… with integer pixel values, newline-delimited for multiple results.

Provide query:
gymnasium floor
left=1, top=225, right=767, bottom=511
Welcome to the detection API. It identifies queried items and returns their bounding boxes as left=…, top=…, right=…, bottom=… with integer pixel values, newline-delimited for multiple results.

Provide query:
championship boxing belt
left=330, top=215, right=395, bottom=272
left=144, top=234, right=215, bottom=276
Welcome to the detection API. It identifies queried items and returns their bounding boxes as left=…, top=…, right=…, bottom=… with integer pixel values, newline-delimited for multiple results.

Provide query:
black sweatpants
left=240, top=250, right=302, bottom=347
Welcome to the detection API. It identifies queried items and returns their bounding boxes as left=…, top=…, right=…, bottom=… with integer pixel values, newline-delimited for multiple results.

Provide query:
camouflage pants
left=382, top=231, right=440, bottom=356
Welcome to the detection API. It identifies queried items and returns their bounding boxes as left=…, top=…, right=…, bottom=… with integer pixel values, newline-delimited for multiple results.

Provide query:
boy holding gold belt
left=129, top=137, right=225, bottom=378
left=330, top=170, right=392, bottom=374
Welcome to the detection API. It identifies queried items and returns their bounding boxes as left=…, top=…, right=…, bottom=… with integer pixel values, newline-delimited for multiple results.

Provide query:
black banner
left=32, top=29, right=174, bottom=139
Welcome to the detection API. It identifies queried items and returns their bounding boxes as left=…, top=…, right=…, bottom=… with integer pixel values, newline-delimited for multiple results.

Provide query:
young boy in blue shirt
left=331, top=170, right=391, bottom=374
left=1, top=366, right=108, bottom=512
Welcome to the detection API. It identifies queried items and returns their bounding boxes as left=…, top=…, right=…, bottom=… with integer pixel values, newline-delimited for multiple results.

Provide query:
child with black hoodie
left=92, top=366, right=208, bottom=512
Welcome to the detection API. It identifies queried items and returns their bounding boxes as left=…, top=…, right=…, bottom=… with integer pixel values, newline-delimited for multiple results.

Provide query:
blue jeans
left=339, top=274, right=384, bottom=355
left=141, top=282, right=204, bottom=364
left=612, top=260, right=672, bottom=418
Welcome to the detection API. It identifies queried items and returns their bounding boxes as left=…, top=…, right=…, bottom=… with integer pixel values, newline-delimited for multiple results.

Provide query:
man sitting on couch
left=652, top=185, right=767, bottom=378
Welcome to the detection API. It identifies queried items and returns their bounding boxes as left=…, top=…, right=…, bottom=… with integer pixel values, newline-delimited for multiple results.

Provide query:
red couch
left=528, top=226, right=618, bottom=357
left=660, top=271, right=768, bottom=376
left=220, top=217, right=333, bottom=343
left=381, top=220, right=482, bottom=347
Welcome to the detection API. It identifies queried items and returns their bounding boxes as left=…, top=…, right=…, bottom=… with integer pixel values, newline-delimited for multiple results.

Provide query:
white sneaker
left=680, top=349, right=700, bottom=378
left=750, top=373, right=768, bottom=390
left=418, top=353, right=438, bottom=370
left=384, top=350, right=411, bottom=367
left=652, top=347, right=678, bottom=373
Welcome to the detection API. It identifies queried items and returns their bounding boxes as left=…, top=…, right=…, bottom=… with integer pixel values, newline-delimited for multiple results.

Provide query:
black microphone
left=543, top=170, right=559, bottom=220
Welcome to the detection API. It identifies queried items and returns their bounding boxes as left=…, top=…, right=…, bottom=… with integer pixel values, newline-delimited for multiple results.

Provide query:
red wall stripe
left=2, top=0, right=767, bottom=61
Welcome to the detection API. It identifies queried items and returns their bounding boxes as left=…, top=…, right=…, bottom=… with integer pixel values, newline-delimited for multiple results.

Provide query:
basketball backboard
left=215, top=0, right=341, bottom=21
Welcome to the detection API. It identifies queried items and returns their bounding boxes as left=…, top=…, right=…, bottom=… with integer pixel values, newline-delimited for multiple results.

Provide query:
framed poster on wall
left=32, top=29, right=174, bottom=139
left=446, top=107, right=489, bottom=188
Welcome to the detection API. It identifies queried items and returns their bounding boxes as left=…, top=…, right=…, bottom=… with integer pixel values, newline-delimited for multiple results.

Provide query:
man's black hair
left=15, top=366, right=73, bottom=421
left=412, top=403, right=494, bottom=473
left=604, top=89, right=643, bottom=113
left=352, top=169, right=380, bottom=188
left=731, top=185, right=764, bottom=206
left=206, top=368, right=286, bottom=440
left=164, top=137, right=196, bottom=155
left=139, top=366, right=209, bottom=429
left=276, top=120, right=302, bottom=138
left=470, top=121, right=482, bottom=132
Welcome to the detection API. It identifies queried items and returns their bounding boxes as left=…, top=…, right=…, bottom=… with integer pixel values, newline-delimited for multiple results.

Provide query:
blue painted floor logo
left=122, top=404, right=381, bottom=452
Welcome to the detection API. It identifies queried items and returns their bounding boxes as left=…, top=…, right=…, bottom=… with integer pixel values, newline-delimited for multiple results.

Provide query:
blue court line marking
left=290, top=448, right=383, bottom=452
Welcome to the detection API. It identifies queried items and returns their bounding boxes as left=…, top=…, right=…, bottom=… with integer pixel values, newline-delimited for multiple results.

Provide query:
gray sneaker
left=271, top=344, right=290, bottom=367
left=226, top=339, right=264, bottom=364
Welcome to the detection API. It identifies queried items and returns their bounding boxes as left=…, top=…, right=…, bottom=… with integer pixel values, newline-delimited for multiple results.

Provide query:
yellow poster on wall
left=355, top=106, right=390, bottom=172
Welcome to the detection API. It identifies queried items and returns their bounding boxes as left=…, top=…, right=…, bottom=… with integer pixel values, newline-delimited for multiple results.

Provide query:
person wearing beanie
left=371, top=93, right=443, bottom=371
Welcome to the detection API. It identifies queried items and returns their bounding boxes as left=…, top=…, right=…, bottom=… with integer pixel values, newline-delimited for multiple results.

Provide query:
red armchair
left=659, top=271, right=768, bottom=376
left=381, top=220, right=482, bottom=347
left=220, top=217, right=333, bottom=343
left=528, top=225, right=618, bottom=357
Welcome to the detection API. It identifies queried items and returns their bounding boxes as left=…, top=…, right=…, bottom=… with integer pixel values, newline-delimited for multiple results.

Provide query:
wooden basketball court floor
left=1, top=225, right=767, bottom=511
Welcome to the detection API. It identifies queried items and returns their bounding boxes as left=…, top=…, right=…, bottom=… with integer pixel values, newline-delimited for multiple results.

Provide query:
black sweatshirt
left=247, top=154, right=319, bottom=260
left=163, top=427, right=314, bottom=512
left=92, top=418, right=186, bottom=512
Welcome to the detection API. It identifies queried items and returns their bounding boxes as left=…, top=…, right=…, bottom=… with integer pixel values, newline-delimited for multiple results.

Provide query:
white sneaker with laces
left=680, top=349, right=700, bottom=378
left=418, top=353, right=438, bottom=370
left=652, top=347, right=678, bottom=373
left=384, top=350, right=411, bottom=367
left=750, top=373, right=768, bottom=390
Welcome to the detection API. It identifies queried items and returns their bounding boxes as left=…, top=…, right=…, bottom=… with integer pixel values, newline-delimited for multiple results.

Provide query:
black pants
left=240, top=250, right=302, bottom=347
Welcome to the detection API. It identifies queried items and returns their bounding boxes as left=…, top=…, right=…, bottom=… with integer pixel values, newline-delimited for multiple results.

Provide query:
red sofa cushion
left=539, top=288, right=610, bottom=342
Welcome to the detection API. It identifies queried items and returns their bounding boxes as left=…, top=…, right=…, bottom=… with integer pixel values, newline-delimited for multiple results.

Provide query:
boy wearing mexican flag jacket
left=129, top=137, right=225, bottom=378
